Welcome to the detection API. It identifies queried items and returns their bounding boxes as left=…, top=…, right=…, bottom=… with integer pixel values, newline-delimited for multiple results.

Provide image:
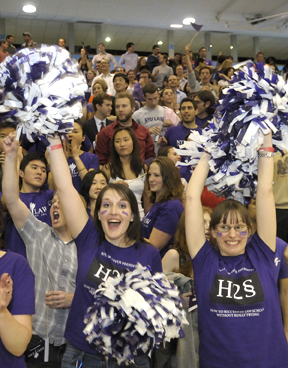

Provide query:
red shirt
left=95, top=119, right=156, bottom=165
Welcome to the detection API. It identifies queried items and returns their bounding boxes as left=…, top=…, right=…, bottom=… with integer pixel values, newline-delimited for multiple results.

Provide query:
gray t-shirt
left=132, top=106, right=166, bottom=153
left=152, top=65, right=173, bottom=88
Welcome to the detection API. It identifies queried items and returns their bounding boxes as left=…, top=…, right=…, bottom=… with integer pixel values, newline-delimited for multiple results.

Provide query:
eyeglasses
left=216, top=224, right=248, bottom=234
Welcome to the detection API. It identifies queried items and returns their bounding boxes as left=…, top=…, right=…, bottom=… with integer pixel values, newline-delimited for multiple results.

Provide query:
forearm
left=3, top=151, right=20, bottom=206
left=185, top=52, right=193, bottom=73
left=186, top=152, right=210, bottom=201
left=0, top=309, right=31, bottom=356
left=73, top=156, right=88, bottom=180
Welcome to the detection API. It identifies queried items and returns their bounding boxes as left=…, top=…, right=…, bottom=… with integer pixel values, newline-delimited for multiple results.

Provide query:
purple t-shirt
left=275, top=237, right=288, bottom=279
left=192, top=232, right=288, bottom=368
left=164, top=124, right=201, bottom=149
left=67, top=152, right=99, bottom=192
left=195, top=114, right=212, bottom=128
left=64, top=218, right=162, bottom=354
left=141, top=199, right=184, bottom=258
left=0, top=250, right=35, bottom=368
left=4, top=190, right=54, bottom=258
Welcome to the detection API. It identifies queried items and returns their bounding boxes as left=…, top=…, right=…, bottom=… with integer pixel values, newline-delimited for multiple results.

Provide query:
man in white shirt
left=92, top=43, right=118, bottom=70
left=91, top=59, right=116, bottom=96
left=152, top=54, right=173, bottom=88
left=119, top=42, right=138, bottom=71
left=83, top=93, right=114, bottom=148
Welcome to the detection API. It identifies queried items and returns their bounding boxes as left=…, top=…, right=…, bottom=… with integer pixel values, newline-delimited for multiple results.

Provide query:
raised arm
left=185, top=45, right=193, bottom=74
left=256, top=132, right=276, bottom=251
left=47, top=136, right=88, bottom=238
left=185, top=152, right=210, bottom=258
left=2, top=135, right=30, bottom=230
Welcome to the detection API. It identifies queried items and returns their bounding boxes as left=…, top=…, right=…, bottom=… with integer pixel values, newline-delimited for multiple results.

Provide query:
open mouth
left=108, top=220, right=120, bottom=228
left=53, top=211, right=60, bottom=221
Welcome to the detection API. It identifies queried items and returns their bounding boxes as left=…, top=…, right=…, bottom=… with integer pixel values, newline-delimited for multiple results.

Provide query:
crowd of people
left=0, top=33, right=288, bottom=368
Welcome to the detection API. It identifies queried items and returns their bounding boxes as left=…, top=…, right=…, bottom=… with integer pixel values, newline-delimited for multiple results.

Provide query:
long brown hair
left=171, top=213, right=193, bottom=278
left=146, top=157, right=183, bottom=203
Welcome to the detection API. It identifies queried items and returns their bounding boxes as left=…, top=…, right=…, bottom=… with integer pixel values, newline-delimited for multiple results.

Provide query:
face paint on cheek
left=239, top=231, right=247, bottom=236
left=217, top=232, right=223, bottom=237
left=122, top=211, right=129, bottom=216
left=100, top=210, right=107, bottom=215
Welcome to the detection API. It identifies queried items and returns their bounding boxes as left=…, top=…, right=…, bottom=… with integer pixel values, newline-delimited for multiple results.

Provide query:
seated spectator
left=213, top=59, right=233, bottom=86
left=175, top=64, right=187, bottom=90
left=0, top=40, right=9, bottom=62
left=91, top=58, right=115, bottom=96
left=102, top=127, right=147, bottom=219
left=132, top=70, right=153, bottom=105
left=80, top=169, right=108, bottom=217
left=83, top=93, right=114, bottom=149
left=167, top=75, right=187, bottom=108
left=152, top=54, right=173, bottom=88
left=86, top=69, right=97, bottom=88
left=49, top=121, right=99, bottom=192
left=113, top=73, right=129, bottom=96
left=134, top=56, right=149, bottom=80
left=77, top=47, right=92, bottom=75
left=127, top=70, right=137, bottom=93
left=142, top=156, right=184, bottom=258
left=159, top=86, right=179, bottom=115
left=96, top=92, right=155, bottom=165
left=193, top=90, right=215, bottom=127
left=132, top=84, right=180, bottom=153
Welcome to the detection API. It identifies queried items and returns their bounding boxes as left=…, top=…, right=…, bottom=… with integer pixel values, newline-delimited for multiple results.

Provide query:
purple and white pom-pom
left=178, top=61, right=288, bottom=203
left=83, top=263, right=188, bottom=365
left=0, top=44, right=87, bottom=143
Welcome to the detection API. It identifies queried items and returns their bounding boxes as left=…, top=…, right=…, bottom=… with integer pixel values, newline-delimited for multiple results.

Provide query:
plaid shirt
left=18, top=212, right=77, bottom=346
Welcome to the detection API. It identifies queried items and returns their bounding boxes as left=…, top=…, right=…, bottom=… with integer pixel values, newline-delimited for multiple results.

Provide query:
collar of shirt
left=113, top=119, right=138, bottom=130
left=94, top=116, right=106, bottom=130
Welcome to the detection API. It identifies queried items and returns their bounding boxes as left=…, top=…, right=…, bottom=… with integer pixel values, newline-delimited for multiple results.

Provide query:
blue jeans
left=61, top=342, right=150, bottom=368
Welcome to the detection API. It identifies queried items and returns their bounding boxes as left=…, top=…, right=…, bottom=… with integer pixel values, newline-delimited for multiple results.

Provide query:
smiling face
left=148, top=162, right=163, bottom=196
left=89, top=173, right=107, bottom=200
left=114, top=130, right=133, bottom=157
left=113, top=76, right=128, bottom=93
left=98, top=188, right=133, bottom=246
left=211, top=212, right=250, bottom=257
left=93, top=83, right=104, bottom=95
left=167, top=147, right=181, bottom=164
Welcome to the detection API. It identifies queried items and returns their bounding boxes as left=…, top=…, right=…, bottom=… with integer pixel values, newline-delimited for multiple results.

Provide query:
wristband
left=47, top=144, right=62, bottom=152
left=258, top=152, right=274, bottom=158
left=259, top=147, right=274, bottom=152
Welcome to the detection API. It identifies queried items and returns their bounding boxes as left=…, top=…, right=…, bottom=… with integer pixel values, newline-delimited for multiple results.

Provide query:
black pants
left=25, top=334, right=66, bottom=368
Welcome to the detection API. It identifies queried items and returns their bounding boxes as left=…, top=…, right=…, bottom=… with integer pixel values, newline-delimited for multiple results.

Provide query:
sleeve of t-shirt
left=74, top=217, right=100, bottom=253
left=86, top=153, right=99, bottom=170
left=8, top=256, right=35, bottom=315
left=153, top=201, right=183, bottom=235
left=132, top=110, right=141, bottom=124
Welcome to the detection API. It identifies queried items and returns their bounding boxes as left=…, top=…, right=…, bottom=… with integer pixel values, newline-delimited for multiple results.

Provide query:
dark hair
left=19, top=153, right=48, bottom=188
left=115, top=92, right=135, bottom=108
left=171, top=213, right=193, bottom=278
left=110, top=127, right=143, bottom=179
left=95, top=183, right=143, bottom=245
left=139, top=70, right=151, bottom=79
left=134, top=57, right=147, bottom=74
left=0, top=121, right=16, bottom=130
left=200, top=66, right=212, bottom=75
left=180, top=97, right=197, bottom=110
left=209, top=199, right=252, bottom=248
left=147, top=157, right=183, bottom=203
left=59, top=38, right=66, bottom=43
left=161, top=54, right=168, bottom=62
left=198, top=47, right=206, bottom=53
left=80, top=169, right=108, bottom=207
left=92, top=93, right=112, bottom=111
left=196, top=90, right=216, bottom=114
left=217, top=54, right=227, bottom=64
left=197, top=58, right=205, bottom=64
left=113, top=73, right=129, bottom=86
left=159, top=87, right=173, bottom=106
left=157, top=145, right=174, bottom=157
left=152, top=45, right=159, bottom=50
left=0, top=40, right=7, bottom=47
left=6, top=34, right=14, bottom=40
left=223, top=67, right=235, bottom=77
left=256, top=51, right=264, bottom=57
left=126, top=42, right=134, bottom=50
left=98, top=42, right=105, bottom=47
left=143, top=83, right=158, bottom=96
left=20, top=152, right=47, bottom=172
left=72, top=120, right=84, bottom=136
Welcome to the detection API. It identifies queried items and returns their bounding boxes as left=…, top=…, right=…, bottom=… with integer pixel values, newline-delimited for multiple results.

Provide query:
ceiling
left=2, top=0, right=288, bottom=61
